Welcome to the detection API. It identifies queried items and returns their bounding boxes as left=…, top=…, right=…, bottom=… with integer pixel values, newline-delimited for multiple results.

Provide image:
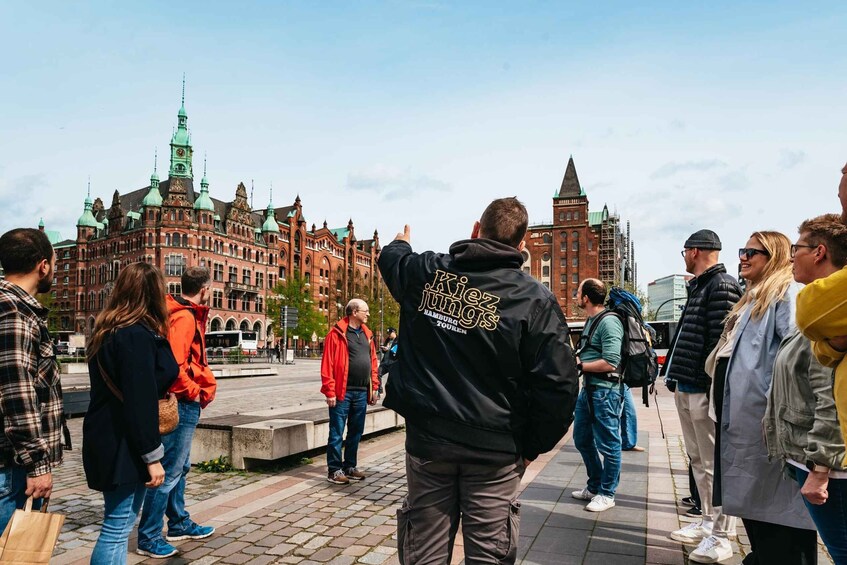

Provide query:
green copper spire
left=200, top=153, right=208, bottom=187
left=77, top=179, right=98, bottom=228
left=150, top=148, right=159, bottom=183
left=143, top=151, right=163, bottom=207
left=262, top=184, right=280, bottom=233
left=38, top=217, right=44, bottom=228
left=194, top=154, right=215, bottom=212
left=169, top=75, right=193, bottom=178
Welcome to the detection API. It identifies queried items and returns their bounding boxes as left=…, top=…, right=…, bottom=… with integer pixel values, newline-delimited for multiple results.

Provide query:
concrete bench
left=192, top=405, right=404, bottom=469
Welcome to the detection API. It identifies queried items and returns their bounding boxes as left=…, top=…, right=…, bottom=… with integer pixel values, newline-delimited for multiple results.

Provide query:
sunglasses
left=738, top=248, right=770, bottom=260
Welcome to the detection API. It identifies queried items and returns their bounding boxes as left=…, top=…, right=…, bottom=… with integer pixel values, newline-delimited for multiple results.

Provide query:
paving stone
left=256, top=534, right=287, bottom=548
left=205, top=536, right=237, bottom=549
left=187, top=557, right=221, bottom=565
left=288, top=531, right=317, bottom=545
left=358, top=551, right=390, bottom=564
left=327, top=556, right=356, bottom=565
left=303, top=535, right=332, bottom=550
left=220, top=553, right=254, bottom=564
left=309, top=546, right=344, bottom=562
left=341, top=545, right=369, bottom=557
left=212, top=540, right=250, bottom=557
left=268, top=542, right=296, bottom=556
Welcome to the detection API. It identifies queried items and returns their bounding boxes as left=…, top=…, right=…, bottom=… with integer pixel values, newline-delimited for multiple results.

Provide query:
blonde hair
left=87, top=263, right=169, bottom=361
left=729, top=231, right=793, bottom=320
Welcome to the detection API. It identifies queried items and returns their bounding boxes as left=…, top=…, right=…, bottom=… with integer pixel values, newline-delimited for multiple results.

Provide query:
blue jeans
left=621, top=385, right=638, bottom=450
left=573, top=386, right=623, bottom=497
left=794, top=469, right=847, bottom=562
left=90, top=483, right=147, bottom=564
left=0, top=466, right=42, bottom=533
left=138, top=401, right=201, bottom=545
left=327, top=390, right=368, bottom=472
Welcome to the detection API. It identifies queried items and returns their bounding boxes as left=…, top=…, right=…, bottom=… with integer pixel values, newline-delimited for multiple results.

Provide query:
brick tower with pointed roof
left=521, top=155, right=635, bottom=320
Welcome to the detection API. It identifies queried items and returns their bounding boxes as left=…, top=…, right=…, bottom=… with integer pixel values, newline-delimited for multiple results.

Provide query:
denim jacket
left=764, top=329, right=846, bottom=471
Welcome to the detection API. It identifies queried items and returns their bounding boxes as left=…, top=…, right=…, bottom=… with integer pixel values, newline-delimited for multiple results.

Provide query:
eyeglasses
left=680, top=249, right=691, bottom=258
left=738, top=248, right=770, bottom=260
left=790, top=244, right=818, bottom=258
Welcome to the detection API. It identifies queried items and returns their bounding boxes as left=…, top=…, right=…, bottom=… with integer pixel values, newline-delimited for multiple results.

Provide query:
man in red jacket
left=321, top=298, right=379, bottom=484
left=137, top=266, right=217, bottom=558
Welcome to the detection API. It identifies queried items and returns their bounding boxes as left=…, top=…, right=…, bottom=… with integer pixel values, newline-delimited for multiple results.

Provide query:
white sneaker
left=669, top=521, right=710, bottom=544
left=571, top=487, right=595, bottom=501
left=689, top=535, right=733, bottom=563
left=585, top=494, right=615, bottom=512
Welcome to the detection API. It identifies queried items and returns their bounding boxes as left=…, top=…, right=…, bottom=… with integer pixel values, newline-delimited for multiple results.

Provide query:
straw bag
left=97, top=358, right=179, bottom=435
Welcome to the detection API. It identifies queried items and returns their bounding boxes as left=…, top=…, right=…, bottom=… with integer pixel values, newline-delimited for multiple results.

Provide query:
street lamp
left=653, top=298, right=683, bottom=321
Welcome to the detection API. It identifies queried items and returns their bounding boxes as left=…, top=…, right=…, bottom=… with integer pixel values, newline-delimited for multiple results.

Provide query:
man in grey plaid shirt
left=0, top=228, right=63, bottom=530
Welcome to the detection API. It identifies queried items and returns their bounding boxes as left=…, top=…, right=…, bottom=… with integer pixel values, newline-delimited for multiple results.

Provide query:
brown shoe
left=343, top=467, right=367, bottom=481
left=327, top=470, right=349, bottom=484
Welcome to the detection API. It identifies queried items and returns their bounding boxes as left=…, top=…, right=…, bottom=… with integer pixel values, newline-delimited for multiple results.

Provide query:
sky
left=1, top=1, right=845, bottom=290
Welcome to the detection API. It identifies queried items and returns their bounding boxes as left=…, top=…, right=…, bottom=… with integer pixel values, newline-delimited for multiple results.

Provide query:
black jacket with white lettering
left=378, top=238, right=579, bottom=461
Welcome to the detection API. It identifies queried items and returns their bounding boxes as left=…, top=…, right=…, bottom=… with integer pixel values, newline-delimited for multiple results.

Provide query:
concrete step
left=192, top=404, right=404, bottom=469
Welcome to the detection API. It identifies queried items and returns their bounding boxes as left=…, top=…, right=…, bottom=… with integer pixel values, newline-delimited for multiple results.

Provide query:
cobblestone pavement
left=50, top=371, right=833, bottom=564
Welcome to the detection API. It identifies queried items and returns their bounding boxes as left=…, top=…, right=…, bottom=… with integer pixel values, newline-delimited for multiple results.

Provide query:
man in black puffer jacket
left=378, top=197, right=578, bottom=565
left=664, top=229, right=742, bottom=555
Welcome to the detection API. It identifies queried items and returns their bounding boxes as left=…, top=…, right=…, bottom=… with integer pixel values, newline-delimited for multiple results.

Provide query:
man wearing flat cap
left=663, top=229, right=743, bottom=561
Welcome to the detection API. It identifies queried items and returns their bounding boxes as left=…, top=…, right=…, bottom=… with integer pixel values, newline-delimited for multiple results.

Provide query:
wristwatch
left=577, top=362, right=584, bottom=372
left=806, top=460, right=830, bottom=473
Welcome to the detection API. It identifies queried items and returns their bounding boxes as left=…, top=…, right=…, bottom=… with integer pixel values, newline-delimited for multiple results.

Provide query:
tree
left=36, top=292, right=60, bottom=333
left=370, top=280, right=400, bottom=339
left=267, top=274, right=325, bottom=343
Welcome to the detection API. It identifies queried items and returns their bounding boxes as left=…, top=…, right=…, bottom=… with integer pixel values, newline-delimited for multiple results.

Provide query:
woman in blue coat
left=719, top=232, right=816, bottom=565
left=83, top=263, right=178, bottom=564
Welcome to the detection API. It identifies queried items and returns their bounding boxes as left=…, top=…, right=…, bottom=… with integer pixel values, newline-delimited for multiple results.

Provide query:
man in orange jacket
left=137, top=266, right=217, bottom=558
left=321, top=298, right=379, bottom=484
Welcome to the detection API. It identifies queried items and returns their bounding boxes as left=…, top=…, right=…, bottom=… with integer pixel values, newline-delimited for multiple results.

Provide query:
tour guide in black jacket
left=378, top=197, right=578, bottom=565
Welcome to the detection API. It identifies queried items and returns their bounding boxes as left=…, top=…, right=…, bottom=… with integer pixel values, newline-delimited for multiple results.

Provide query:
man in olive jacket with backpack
left=378, top=197, right=578, bottom=564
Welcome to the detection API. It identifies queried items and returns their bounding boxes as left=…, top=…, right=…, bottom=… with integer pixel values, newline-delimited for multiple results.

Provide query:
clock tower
left=169, top=77, right=193, bottom=179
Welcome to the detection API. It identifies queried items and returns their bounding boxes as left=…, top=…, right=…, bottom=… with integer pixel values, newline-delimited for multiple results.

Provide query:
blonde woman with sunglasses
left=717, top=232, right=816, bottom=565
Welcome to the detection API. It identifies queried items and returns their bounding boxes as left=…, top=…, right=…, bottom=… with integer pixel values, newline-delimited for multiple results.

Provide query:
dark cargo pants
left=397, top=454, right=523, bottom=565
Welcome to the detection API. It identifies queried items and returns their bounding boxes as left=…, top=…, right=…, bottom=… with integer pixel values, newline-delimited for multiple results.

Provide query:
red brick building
left=522, top=157, right=636, bottom=319
left=61, top=98, right=380, bottom=346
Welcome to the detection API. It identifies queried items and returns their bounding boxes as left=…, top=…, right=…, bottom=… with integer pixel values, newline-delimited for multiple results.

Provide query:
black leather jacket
left=378, top=238, right=579, bottom=461
left=664, top=264, right=742, bottom=389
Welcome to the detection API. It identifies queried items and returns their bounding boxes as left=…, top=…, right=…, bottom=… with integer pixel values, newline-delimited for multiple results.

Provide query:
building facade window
left=165, top=254, right=186, bottom=277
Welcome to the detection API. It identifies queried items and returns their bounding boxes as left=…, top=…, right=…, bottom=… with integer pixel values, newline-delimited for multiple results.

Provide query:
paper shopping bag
left=0, top=497, right=65, bottom=564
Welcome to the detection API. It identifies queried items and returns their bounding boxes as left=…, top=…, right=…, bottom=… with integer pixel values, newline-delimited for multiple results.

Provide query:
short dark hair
left=181, top=266, right=211, bottom=296
left=580, top=279, right=607, bottom=306
left=478, top=197, right=528, bottom=248
left=799, top=213, right=847, bottom=267
left=0, top=228, right=54, bottom=275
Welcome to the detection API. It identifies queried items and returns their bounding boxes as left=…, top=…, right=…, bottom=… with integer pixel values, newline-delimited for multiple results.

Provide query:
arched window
left=226, top=319, right=236, bottom=331
left=542, top=233, right=551, bottom=244
left=211, top=318, right=222, bottom=332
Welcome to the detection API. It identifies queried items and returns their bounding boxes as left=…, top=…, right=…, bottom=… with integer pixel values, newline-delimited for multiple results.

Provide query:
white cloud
left=778, top=149, right=806, bottom=170
left=346, top=165, right=452, bottom=201
left=650, top=159, right=727, bottom=180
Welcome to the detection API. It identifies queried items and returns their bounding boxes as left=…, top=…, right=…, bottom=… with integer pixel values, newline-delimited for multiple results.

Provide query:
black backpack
left=581, top=287, right=659, bottom=406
